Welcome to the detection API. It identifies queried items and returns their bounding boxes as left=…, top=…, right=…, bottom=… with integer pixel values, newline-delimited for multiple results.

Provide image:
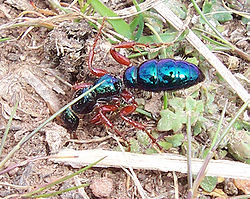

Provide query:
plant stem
left=188, top=99, right=249, bottom=199
left=208, top=99, right=228, bottom=153
left=145, top=22, right=167, bottom=58
left=0, top=100, right=19, bottom=156
left=191, top=0, right=250, bottom=61
left=22, top=157, right=105, bottom=197
left=186, top=111, right=193, bottom=189
left=163, top=92, right=168, bottom=109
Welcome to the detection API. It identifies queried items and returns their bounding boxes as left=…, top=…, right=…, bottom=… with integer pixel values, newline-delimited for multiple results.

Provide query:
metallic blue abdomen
left=123, top=59, right=205, bottom=91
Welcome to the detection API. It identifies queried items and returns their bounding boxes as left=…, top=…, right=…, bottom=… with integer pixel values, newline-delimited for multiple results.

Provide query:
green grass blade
left=208, top=100, right=228, bottom=153
left=31, top=184, right=89, bottom=198
left=131, top=0, right=144, bottom=41
left=186, top=112, right=193, bottom=189
left=163, top=92, right=168, bottom=110
left=0, top=37, right=11, bottom=42
left=189, top=99, right=250, bottom=198
left=22, top=157, right=105, bottom=197
left=78, top=0, right=90, bottom=14
left=138, top=31, right=177, bottom=44
left=89, top=0, right=132, bottom=39
left=0, top=81, right=105, bottom=169
left=0, top=100, right=19, bottom=156
left=191, top=0, right=230, bottom=46
left=145, top=22, right=167, bottom=58
left=136, top=108, right=155, bottom=120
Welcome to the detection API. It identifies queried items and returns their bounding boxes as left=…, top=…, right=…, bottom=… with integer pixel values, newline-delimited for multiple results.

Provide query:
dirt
left=0, top=1, right=249, bottom=199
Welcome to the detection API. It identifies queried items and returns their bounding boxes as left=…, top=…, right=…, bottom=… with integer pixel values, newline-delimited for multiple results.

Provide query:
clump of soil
left=44, top=20, right=92, bottom=83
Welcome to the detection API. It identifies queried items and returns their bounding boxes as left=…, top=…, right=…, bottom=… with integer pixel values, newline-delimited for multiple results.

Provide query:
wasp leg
left=72, top=82, right=92, bottom=90
left=88, top=19, right=108, bottom=77
left=109, top=42, right=151, bottom=66
left=121, top=89, right=136, bottom=104
left=91, top=104, right=118, bottom=125
left=120, top=104, right=162, bottom=151
left=91, top=105, right=130, bottom=148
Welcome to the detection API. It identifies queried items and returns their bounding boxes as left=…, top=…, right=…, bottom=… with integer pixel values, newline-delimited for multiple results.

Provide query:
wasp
left=60, top=23, right=205, bottom=148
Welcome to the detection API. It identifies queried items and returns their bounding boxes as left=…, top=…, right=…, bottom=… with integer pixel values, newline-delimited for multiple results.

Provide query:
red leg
left=72, top=82, right=92, bottom=90
left=110, top=42, right=150, bottom=66
left=110, top=41, right=172, bottom=67
left=91, top=104, right=119, bottom=124
left=121, top=89, right=137, bottom=104
left=90, top=105, right=128, bottom=143
left=120, top=104, right=162, bottom=150
left=88, top=18, right=108, bottom=77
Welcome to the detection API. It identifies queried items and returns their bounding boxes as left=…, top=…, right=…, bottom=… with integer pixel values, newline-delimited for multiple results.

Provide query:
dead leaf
left=233, top=179, right=250, bottom=194
left=21, top=69, right=60, bottom=113
left=203, top=188, right=227, bottom=198
left=45, top=123, right=69, bottom=153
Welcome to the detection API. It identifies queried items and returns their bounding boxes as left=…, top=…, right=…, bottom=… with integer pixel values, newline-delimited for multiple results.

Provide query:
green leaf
left=202, top=0, right=212, bottom=14
left=133, top=15, right=144, bottom=41
left=130, top=17, right=140, bottom=32
left=190, top=112, right=199, bottom=125
left=242, top=17, right=250, bottom=25
left=159, top=141, right=172, bottom=150
left=217, top=149, right=228, bottom=159
left=163, top=0, right=187, bottom=19
left=186, top=96, right=196, bottom=111
left=191, top=90, right=200, bottom=98
left=196, top=100, right=204, bottom=113
left=147, top=51, right=160, bottom=59
left=203, top=0, right=232, bottom=23
left=233, top=120, right=250, bottom=131
left=137, top=30, right=178, bottom=59
left=228, top=130, right=250, bottom=163
left=158, top=109, right=176, bottom=131
left=157, top=109, right=186, bottom=132
left=169, top=97, right=185, bottom=111
left=206, top=92, right=215, bottom=106
left=138, top=31, right=178, bottom=44
left=143, top=11, right=164, bottom=33
left=145, top=148, right=157, bottom=154
left=137, top=131, right=151, bottom=146
left=175, top=110, right=187, bottom=122
left=129, top=138, right=141, bottom=153
left=212, top=6, right=233, bottom=23
left=193, top=120, right=202, bottom=136
left=186, top=57, right=199, bottom=66
left=131, top=0, right=144, bottom=41
left=200, top=176, right=217, bottom=192
left=89, top=0, right=132, bottom=39
left=184, top=45, right=195, bottom=55
left=165, top=134, right=184, bottom=147
left=175, top=29, right=189, bottom=42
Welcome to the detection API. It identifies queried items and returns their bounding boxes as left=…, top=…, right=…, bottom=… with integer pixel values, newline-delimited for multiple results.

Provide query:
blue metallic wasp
left=60, top=24, right=205, bottom=148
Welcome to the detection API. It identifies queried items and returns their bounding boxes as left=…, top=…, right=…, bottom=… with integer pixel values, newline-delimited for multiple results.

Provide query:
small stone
left=90, top=177, right=113, bottom=198
left=7, top=162, right=19, bottom=176
left=6, top=53, right=19, bottom=61
left=224, top=179, right=238, bottom=196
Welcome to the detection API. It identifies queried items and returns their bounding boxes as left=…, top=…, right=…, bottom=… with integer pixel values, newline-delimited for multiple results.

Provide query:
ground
left=0, top=1, right=249, bottom=199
